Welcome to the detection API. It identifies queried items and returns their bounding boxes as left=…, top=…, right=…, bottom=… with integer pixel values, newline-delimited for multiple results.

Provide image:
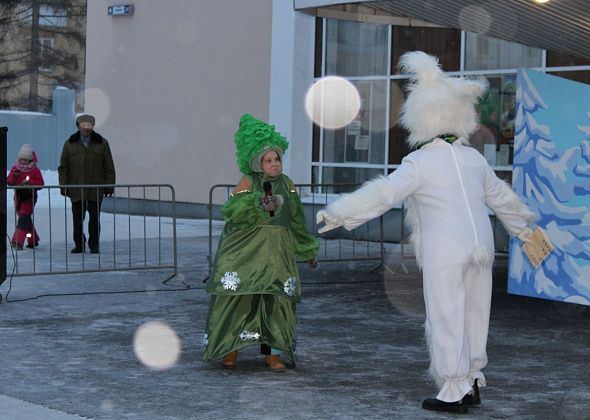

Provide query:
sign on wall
left=508, top=69, right=590, bottom=306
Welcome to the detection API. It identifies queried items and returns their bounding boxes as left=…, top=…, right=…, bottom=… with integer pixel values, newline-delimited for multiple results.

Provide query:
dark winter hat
left=76, top=114, right=96, bottom=127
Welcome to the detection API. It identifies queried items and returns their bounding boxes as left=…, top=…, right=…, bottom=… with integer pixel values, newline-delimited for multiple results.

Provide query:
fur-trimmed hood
left=68, top=130, right=105, bottom=144
left=399, top=51, right=488, bottom=149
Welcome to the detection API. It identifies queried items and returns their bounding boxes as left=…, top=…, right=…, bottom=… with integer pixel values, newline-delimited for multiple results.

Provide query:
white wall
left=269, top=2, right=316, bottom=186
left=85, top=0, right=273, bottom=204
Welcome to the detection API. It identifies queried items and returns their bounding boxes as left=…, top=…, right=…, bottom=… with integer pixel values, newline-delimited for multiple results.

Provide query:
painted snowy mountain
left=508, top=68, right=590, bottom=306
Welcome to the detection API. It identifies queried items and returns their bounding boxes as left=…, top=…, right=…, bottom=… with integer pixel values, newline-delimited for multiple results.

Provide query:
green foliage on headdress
left=234, top=114, right=289, bottom=174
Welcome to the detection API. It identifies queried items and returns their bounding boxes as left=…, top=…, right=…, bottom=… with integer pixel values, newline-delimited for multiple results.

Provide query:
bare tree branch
left=0, top=0, right=86, bottom=111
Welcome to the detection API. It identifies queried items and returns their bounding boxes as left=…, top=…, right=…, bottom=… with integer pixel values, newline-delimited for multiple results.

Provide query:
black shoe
left=71, top=246, right=84, bottom=254
left=90, top=248, right=99, bottom=254
left=422, top=398, right=468, bottom=414
left=462, top=379, right=481, bottom=406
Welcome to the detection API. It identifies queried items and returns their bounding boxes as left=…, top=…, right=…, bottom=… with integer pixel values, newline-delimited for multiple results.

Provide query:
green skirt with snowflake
left=203, top=224, right=300, bottom=364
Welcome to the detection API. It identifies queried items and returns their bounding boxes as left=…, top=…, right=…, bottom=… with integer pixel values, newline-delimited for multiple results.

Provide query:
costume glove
left=316, top=210, right=342, bottom=234
left=260, top=194, right=284, bottom=212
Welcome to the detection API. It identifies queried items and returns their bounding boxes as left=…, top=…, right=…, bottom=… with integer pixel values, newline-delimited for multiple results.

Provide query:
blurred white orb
left=533, top=0, right=550, bottom=3
left=83, top=88, right=111, bottom=127
left=459, top=5, right=491, bottom=35
left=305, top=76, right=361, bottom=129
left=100, top=399, right=114, bottom=413
left=133, top=320, right=181, bottom=370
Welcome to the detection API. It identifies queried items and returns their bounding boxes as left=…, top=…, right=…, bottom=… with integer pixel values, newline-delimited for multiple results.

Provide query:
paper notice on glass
left=483, top=144, right=496, bottom=166
left=522, top=227, right=553, bottom=268
left=347, top=119, right=361, bottom=135
left=497, top=144, right=510, bottom=166
left=355, top=135, right=369, bottom=150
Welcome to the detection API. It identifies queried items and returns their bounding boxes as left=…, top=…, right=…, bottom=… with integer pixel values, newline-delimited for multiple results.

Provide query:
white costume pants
left=423, top=261, right=493, bottom=402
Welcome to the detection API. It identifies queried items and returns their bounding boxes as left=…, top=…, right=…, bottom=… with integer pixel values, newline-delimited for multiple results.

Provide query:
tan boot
left=264, top=355, right=286, bottom=370
left=221, top=351, right=238, bottom=368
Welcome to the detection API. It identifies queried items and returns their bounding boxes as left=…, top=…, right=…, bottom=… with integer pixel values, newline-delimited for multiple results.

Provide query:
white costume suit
left=316, top=51, right=536, bottom=404
left=319, top=137, right=534, bottom=402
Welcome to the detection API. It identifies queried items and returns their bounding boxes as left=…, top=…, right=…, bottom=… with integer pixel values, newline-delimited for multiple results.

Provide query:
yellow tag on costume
left=522, top=227, right=553, bottom=268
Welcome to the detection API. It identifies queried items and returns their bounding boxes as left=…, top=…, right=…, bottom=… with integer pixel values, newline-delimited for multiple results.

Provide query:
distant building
left=0, top=1, right=86, bottom=113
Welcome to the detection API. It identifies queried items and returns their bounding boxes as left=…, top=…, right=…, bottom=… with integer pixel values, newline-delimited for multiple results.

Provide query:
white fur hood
left=399, top=51, right=488, bottom=149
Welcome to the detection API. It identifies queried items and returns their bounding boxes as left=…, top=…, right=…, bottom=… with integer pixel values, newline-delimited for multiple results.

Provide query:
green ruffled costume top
left=207, top=172, right=319, bottom=302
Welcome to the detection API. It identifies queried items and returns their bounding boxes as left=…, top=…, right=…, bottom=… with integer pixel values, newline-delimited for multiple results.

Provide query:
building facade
left=84, top=1, right=590, bottom=207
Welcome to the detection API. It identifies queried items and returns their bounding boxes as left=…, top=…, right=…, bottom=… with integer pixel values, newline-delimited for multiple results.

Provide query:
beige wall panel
left=85, top=0, right=273, bottom=204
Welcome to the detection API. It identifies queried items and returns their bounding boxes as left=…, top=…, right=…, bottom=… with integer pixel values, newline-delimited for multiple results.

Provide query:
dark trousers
left=71, top=199, right=102, bottom=251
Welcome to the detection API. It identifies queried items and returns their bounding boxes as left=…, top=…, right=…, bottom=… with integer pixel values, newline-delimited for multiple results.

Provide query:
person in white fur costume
left=316, top=51, right=537, bottom=415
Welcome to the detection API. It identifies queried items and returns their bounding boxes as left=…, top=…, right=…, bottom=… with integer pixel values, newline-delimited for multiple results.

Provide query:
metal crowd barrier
left=205, top=183, right=386, bottom=280
left=204, top=183, right=513, bottom=281
left=4, top=184, right=178, bottom=283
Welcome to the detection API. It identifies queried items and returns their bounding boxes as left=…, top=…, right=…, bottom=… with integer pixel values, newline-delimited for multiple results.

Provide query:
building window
left=321, top=80, right=387, bottom=165
left=40, top=5, right=67, bottom=27
left=38, top=37, right=54, bottom=72
left=388, top=79, right=410, bottom=165
left=546, top=50, right=590, bottom=68
left=392, top=26, right=461, bottom=72
left=311, top=79, right=387, bottom=192
left=464, top=32, right=542, bottom=70
left=312, top=17, right=590, bottom=192
left=469, top=74, right=516, bottom=179
left=324, top=19, right=389, bottom=77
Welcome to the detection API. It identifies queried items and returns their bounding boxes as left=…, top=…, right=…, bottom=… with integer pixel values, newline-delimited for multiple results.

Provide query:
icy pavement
left=1, top=213, right=590, bottom=418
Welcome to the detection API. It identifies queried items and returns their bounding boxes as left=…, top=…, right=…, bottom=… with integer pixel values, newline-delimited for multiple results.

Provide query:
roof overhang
left=294, top=0, right=590, bottom=59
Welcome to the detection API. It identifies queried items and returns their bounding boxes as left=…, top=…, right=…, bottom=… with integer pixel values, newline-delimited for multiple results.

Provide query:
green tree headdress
left=234, top=114, right=289, bottom=174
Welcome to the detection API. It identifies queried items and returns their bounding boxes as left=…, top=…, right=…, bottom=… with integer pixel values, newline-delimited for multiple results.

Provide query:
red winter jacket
left=6, top=163, right=44, bottom=216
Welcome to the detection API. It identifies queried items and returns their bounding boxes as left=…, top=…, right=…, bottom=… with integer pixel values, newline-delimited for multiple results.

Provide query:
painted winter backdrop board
left=508, top=68, right=590, bottom=306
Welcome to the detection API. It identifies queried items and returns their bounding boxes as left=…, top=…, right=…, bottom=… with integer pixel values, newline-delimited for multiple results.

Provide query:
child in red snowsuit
left=6, top=144, right=44, bottom=249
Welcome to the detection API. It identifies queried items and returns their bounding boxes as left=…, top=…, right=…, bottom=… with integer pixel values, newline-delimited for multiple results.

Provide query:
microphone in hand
left=263, top=181, right=274, bottom=217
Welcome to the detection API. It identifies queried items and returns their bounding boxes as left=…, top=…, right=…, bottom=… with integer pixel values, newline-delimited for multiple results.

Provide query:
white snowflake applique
left=239, top=330, right=260, bottom=341
left=284, top=277, right=297, bottom=297
left=202, top=334, right=208, bottom=348
left=220, top=271, right=240, bottom=291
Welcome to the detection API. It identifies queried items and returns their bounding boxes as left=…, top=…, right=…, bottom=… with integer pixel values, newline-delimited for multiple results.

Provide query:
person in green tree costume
left=203, top=114, right=319, bottom=370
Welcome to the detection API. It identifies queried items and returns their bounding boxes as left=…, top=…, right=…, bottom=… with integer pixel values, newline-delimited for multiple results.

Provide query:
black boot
left=462, top=379, right=481, bottom=406
left=71, top=235, right=86, bottom=254
left=422, top=398, right=468, bottom=414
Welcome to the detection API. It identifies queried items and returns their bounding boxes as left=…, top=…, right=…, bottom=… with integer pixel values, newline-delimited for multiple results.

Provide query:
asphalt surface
left=1, top=231, right=590, bottom=419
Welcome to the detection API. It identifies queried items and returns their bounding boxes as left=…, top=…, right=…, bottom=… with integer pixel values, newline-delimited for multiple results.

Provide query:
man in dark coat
left=58, top=114, right=116, bottom=254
